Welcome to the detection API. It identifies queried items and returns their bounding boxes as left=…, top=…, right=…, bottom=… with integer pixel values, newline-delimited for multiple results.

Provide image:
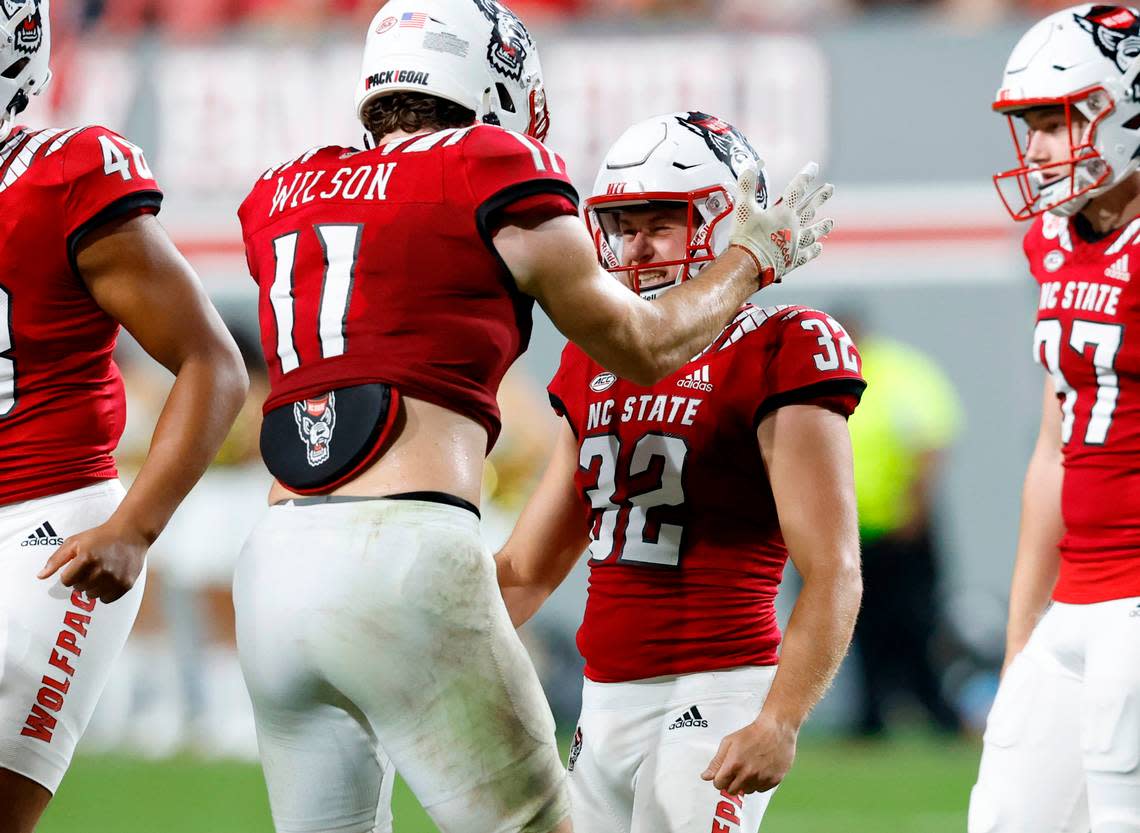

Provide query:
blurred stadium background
left=28, top=0, right=1080, bottom=829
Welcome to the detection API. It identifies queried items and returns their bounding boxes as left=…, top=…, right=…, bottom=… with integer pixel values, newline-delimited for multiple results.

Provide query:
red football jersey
left=238, top=125, right=578, bottom=450
left=548, top=304, right=866, bottom=683
left=1025, top=212, right=1140, bottom=603
left=0, top=125, right=162, bottom=506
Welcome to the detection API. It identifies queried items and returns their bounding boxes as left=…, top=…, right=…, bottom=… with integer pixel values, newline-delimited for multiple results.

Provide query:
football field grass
left=40, top=733, right=979, bottom=833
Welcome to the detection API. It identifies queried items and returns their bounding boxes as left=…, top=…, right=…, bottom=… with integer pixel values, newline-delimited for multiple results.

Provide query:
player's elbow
left=800, top=542, right=863, bottom=609
left=195, top=338, right=250, bottom=419
left=830, top=549, right=863, bottom=617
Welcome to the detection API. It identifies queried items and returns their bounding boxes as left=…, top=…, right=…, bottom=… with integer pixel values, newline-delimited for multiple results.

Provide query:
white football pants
left=969, top=598, right=1140, bottom=833
left=0, top=480, right=143, bottom=792
left=233, top=496, right=569, bottom=833
left=568, top=666, right=778, bottom=833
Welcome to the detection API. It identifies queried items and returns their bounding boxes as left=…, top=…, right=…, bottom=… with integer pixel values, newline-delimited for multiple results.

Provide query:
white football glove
left=728, top=161, right=835, bottom=287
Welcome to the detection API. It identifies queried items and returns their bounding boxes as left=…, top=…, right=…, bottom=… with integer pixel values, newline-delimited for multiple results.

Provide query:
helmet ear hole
left=495, top=82, right=516, bottom=114
left=1123, top=112, right=1140, bottom=130
left=1, top=58, right=29, bottom=80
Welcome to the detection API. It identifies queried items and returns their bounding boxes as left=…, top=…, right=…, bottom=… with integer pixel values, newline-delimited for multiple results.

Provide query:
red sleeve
left=60, top=126, right=162, bottom=262
left=460, top=125, right=579, bottom=240
left=756, top=309, right=867, bottom=425
left=492, top=192, right=579, bottom=233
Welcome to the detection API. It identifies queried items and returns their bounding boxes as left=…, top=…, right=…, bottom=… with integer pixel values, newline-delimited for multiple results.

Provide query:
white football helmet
left=355, top=0, right=549, bottom=141
left=994, top=4, right=1140, bottom=219
left=585, top=111, right=767, bottom=299
left=0, top=0, right=51, bottom=132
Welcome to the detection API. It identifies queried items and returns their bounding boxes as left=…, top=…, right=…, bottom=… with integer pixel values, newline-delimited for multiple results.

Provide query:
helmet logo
left=471, top=0, right=532, bottom=82
left=8, top=0, right=42, bottom=55
left=676, top=112, right=767, bottom=206
left=375, top=15, right=398, bottom=34
left=1076, top=6, right=1140, bottom=73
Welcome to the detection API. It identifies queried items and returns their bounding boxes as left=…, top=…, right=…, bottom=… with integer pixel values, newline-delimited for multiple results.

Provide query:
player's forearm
left=498, top=583, right=550, bottom=628
left=494, top=552, right=553, bottom=627
left=621, top=248, right=760, bottom=384
left=1005, top=451, right=1064, bottom=661
left=759, top=555, right=862, bottom=731
left=112, top=350, right=248, bottom=543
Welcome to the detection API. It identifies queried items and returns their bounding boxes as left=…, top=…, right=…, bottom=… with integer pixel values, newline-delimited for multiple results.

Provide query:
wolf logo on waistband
left=294, top=392, right=337, bottom=467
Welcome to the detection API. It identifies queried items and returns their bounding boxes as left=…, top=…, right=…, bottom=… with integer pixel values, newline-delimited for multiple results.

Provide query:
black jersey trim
left=753, top=378, right=867, bottom=428
left=67, top=190, right=164, bottom=275
left=547, top=391, right=579, bottom=439
left=474, top=178, right=580, bottom=250
left=474, top=178, right=579, bottom=355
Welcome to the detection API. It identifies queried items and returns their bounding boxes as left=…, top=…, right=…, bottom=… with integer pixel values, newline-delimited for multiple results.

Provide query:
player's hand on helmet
left=38, top=518, right=150, bottom=603
left=701, top=711, right=798, bottom=795
left=728, top=161, right=835, bottom=288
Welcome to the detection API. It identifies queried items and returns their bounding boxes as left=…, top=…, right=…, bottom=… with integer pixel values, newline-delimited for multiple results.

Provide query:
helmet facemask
left=994, top=87, right=1119, bottom=219
left=584, top=186, right=734, bottom=300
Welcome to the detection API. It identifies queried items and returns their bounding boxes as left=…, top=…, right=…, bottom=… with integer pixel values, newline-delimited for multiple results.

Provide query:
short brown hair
left=362, top=92, right=476, bottom=145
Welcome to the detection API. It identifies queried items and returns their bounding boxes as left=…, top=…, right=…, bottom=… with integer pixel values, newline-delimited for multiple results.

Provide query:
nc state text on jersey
left=586, top=395, right=704, bottom=431
left=1038, top=280, right=1123, bottom=315
left=269, top=163, right=398, bottom=217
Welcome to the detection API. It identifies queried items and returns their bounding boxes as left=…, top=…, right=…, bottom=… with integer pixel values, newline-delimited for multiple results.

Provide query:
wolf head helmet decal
left=1075, top=6, right=1140, bottom=72
left=470, top=0, right=532, bottom=82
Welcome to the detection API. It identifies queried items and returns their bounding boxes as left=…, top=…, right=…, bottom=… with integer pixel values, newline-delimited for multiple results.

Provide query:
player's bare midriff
left=267, top=395, right=487, bottom=507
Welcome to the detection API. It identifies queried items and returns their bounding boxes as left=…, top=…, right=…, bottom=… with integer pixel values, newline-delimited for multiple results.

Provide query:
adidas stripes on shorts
left=0, top=480, right=144, bottom=792
left=233, top=496, right=569, bottom=833
left=568, top=666, right=777, bottom=833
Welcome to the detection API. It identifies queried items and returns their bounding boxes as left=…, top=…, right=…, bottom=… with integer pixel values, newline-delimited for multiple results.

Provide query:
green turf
left=39, top=734, right=980, bottom=833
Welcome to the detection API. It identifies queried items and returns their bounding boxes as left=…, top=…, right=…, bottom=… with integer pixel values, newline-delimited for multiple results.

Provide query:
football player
left=0, top=2, right=248, bottom=830
left=232, top=1, right=836, bottom=831
left=493, top=112, right=865, bottom=833
left=972, top=5, right=1140, bottom=831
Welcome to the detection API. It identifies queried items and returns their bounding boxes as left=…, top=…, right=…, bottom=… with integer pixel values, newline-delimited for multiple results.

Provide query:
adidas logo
left=1105, top=254, right=1131, bottom=282
left=677, top=365, right=713, bottom=392
left=668, top=705, right=708, bottom=730
left=22, top=521, right=63, bottom=547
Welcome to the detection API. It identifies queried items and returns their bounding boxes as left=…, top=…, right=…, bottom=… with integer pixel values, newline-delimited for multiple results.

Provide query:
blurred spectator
left=844, top=312, right=966, bottom=737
